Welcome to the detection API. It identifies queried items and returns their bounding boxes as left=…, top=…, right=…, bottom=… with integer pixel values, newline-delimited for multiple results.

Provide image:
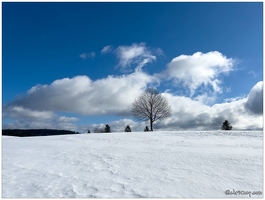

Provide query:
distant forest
left=2, top=129, right=80, bottom=137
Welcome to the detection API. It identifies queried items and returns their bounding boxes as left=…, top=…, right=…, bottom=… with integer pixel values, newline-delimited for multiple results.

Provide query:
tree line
left=89, top=119, right=233, bottom=133
left=88, top=124, right=154, bottom=133
left=2, top=129, right=80, bottom=137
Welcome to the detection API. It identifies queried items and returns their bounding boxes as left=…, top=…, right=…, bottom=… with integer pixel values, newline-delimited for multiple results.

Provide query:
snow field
left=2, top=131, right=263, bottom=198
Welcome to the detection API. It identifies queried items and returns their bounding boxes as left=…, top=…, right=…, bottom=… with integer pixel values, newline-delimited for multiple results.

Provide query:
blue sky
left=2, top=2, right=263, bottom=132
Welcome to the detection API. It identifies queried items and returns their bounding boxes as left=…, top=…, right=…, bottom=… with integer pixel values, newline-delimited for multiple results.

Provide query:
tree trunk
left=150, top=119, right=153, bottom=131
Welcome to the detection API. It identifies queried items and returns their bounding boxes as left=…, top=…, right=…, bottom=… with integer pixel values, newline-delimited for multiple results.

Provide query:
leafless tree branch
left=131, top=88, right=171, bottom=131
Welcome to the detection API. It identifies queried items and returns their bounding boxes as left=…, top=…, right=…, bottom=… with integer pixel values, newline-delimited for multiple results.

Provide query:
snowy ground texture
left=2, top=131, right=263, bottom=198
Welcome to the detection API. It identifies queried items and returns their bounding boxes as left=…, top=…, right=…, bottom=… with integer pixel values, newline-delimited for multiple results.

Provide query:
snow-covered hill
left=2, top=131, right=263, bottom=198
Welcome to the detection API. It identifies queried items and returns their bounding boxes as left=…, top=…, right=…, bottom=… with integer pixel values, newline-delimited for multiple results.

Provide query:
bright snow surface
left=2, top=131, right=263, bottom=198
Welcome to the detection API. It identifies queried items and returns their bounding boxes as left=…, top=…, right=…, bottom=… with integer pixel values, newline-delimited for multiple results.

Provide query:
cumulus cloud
left=3, top=106, right=78, bottom=130
left=161, top=51, right=235, bottom=96
left=79, top=52, right=96, bottom=60
left=101, top=45, right=113, bottom=54
left=87, top=82, right=263, bottom=131
left=3, top=120, right=78, bottom=131
left=115, top=43, right=157, bottom=72
left=85, top=90, right=263, bottom=132
left=4, top=106, right=55, bottom=120
left=5, top=72, right=158, bottom=116
left=153, top=90, right=262, bottom=131
left=3, top=79, right=263, bottom=131
left=83, top=81, right=263, bottom=132
left=245, top=81, right=263, bottom=115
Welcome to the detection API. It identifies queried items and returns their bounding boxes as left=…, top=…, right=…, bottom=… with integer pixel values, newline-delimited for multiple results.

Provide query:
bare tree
left=131, top=88, right=171, bottom=131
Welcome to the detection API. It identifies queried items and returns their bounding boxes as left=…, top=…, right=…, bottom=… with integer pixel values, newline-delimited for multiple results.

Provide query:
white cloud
left=224, top=96, right=246, bottom=103
left=86, top=81, right=263, bottom=131
left=153, top=89, right=262, bottom=131
left=101, top=45, right=113, bottom=54
left=194, top=93, right=217, bottom=105
left=58, top=116, right=78, bottom=123
left=5, top=72, right=158, bottom=116
left=245, top=81, right=263, bottom=115
left=115, top=43, right=157, bottom=72
left=3, top=79, right=263, bottom=131
left=3, top=106, right=78, bottom=130
left=5, top=106, right=55, bottom=120
left=79, top=52, right=96, bottom=60
left=161, top=51, right=235, bottom=96
left=3, top=120, right=78, bottom=131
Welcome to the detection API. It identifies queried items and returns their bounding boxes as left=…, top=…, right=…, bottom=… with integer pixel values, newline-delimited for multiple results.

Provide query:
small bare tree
left=131, top=88, right=171, bottom=131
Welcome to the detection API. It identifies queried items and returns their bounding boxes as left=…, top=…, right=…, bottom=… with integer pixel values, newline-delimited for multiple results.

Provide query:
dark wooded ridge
left=2, top=129, right=80, bottom=137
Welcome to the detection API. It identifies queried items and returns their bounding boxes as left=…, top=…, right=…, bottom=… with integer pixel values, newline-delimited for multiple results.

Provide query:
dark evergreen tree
left=87, top=129, right=91, bottom=133
left=124, top=125, right=131, bottom=132
left=221, top=120, right=233, bottom=130
left=105, top=124, right=111, bottom=133
left=144, top=126, right=150, bottom=132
